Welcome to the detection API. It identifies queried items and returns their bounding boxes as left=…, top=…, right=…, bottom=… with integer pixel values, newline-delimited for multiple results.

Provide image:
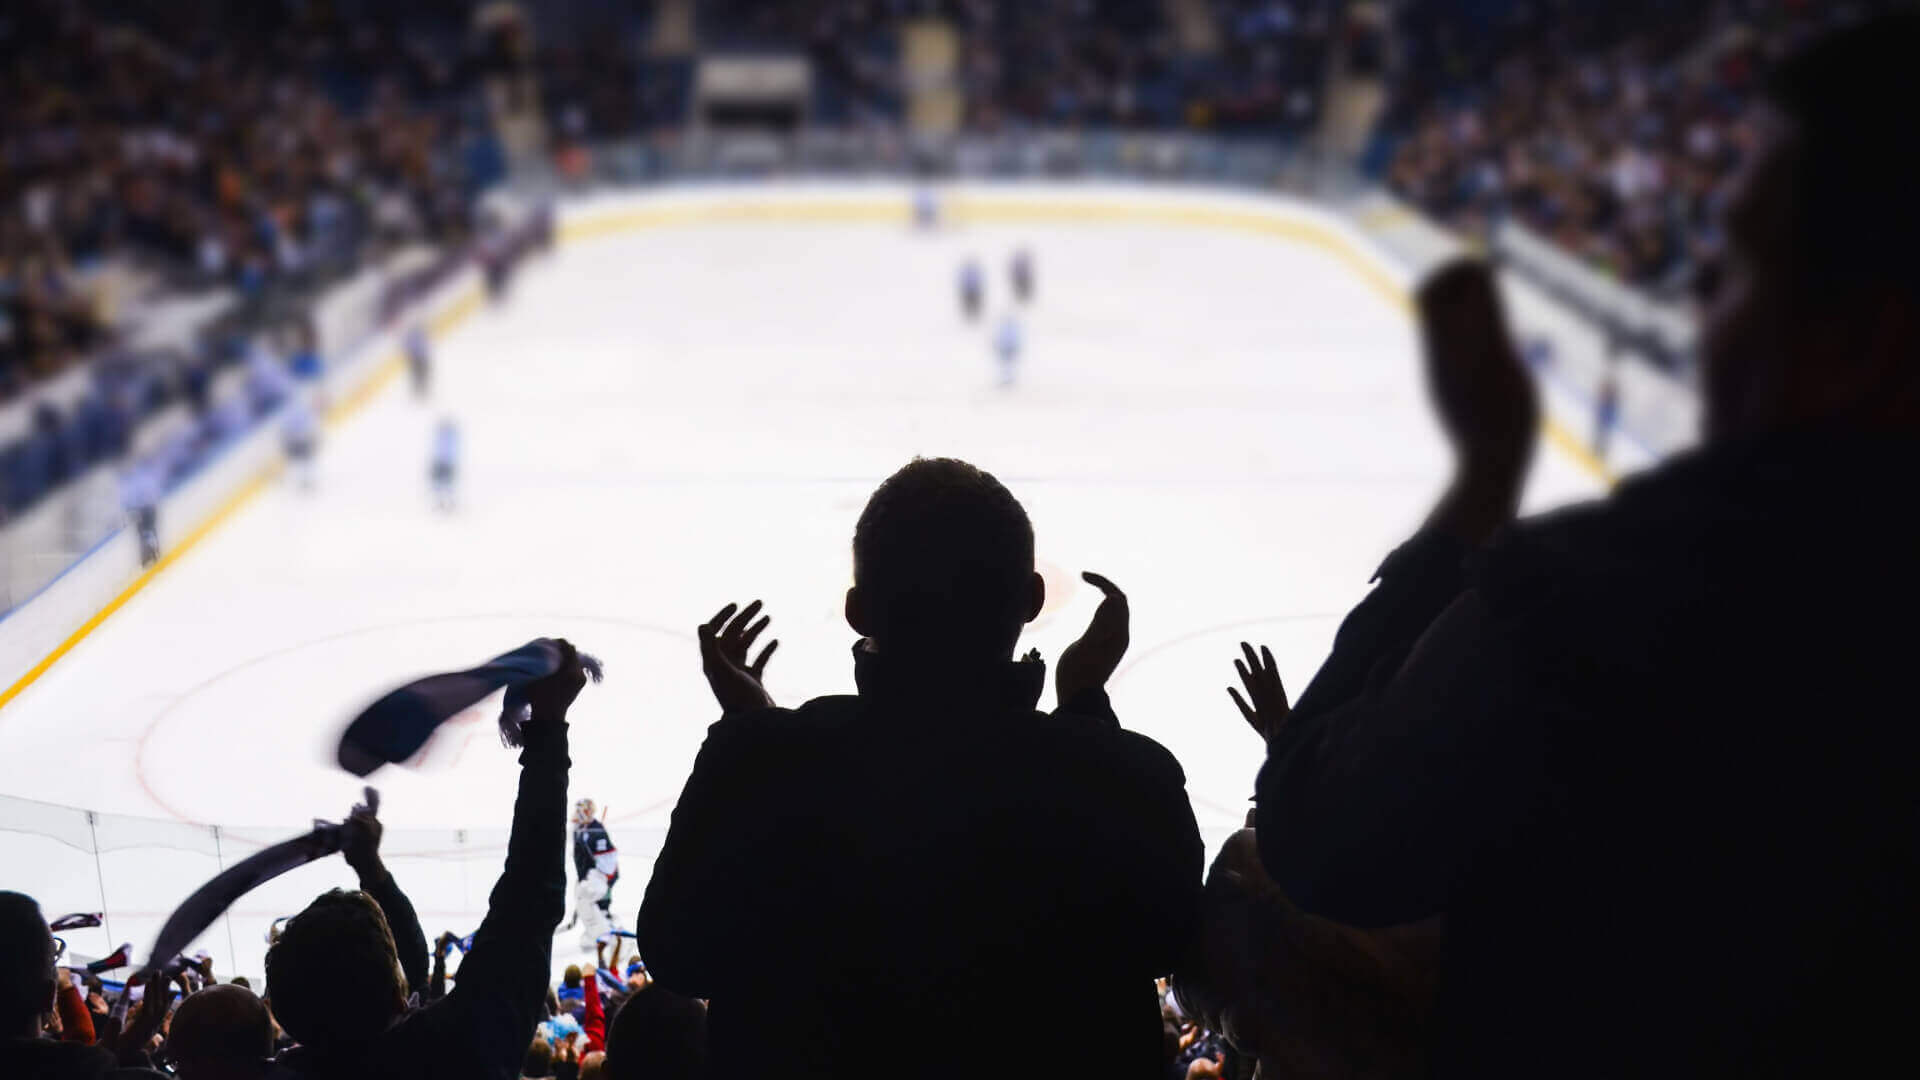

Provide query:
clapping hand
left=1228, top=642, right=1290, bottom=744
left=699, top=601, right=778, bottom=713
left=1056, top=572, right=1130, bottom=705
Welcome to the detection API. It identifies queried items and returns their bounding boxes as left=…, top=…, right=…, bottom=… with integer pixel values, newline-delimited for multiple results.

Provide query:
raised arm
left=56, top=970, right=95, bottom=1044
left=341, top=796, right=429, bottom=999
left=1252, top=260, right=1547, bottom=927
left=438, top=641, right=586, bottom=1076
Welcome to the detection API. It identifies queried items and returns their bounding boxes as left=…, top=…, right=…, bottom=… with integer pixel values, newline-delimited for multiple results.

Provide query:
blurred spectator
left=521, top=1038, right=554, bottom=1080
left=166, top=984, right=272, bottom=1080
left=0, top=890, right=164, bottom=1077
left=601, top=986, right=707, bottom=1080
left=1258, top=14, right=1920, bottom=1075
left=1175, top=831, right=1439, bottom=1077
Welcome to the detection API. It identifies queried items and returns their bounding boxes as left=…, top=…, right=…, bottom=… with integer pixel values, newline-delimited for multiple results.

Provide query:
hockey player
left=406, top=323, right=432, bottom=399
left=120, top=462, right=161, bottom=566
left=430, top=418, right=460, bottom=512
left=959, top=259, right=984, bottom=321
left=1594, top=364, right=1621, bottom=463
left=282, top=391, right=320, bottom=491
left=913, top=187, right=940, bottom=230
left=994, top=312, right=1023, bottom=388
left=572, top=799, right=619, bottom=950
left=1010, top=248, right=1035, bottom=304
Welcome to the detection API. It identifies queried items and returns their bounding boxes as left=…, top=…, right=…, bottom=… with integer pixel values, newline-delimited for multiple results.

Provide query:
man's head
left=168, top=984, right=274, bottom=1080
left=0, top=891, right=55, bottom=1034
left=848, top=458, right=1042, bottom=661
left=264, top=889, right=407, bottom=1049
left=562, top=965, right=583, bottom=990
left=1701, top=12, right=1920, bottom=440
left=524, top=1037, right=555, bottom=1078
left=574, top=799, right=596, bottom=827
left=605, top=986, right=707, bottom=1080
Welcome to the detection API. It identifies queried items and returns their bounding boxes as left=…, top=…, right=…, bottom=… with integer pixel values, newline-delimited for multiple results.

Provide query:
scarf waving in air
left=337, top=637, right=602, bottom=776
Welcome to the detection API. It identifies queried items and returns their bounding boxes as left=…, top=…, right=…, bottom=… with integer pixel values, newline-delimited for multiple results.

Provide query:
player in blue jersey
left=995, top=313, right=1023, bottom=388
left=430, top=417, right=459, bottom=512
left=959, top=259, right=984, bottom=321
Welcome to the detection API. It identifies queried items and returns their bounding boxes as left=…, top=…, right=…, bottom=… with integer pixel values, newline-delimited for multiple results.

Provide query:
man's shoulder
left=1025, top=708, right=1189, bottom=789
left=703, top=695, right=864, bottom=746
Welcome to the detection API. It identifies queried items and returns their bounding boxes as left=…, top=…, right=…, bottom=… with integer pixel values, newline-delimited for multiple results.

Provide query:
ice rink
left=0, top=192, right=1605, bottom=975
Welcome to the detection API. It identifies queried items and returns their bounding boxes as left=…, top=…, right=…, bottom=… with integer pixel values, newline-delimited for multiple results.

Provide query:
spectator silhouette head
left=604, top=986, right=707, bottom=1080
left=1702, top=11, right=1920, bottom=440
left=522, top=1037, right=554, bottom=1078
left=264, top=889, right=407, bottom=1050
left=848, top=457, right=1042, bottom=663
left=169, top=983, right=273, bottom=1080
left=0, top=891, right=56, bottom=1036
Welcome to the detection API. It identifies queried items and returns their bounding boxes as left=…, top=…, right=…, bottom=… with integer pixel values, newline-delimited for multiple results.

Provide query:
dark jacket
left=359, top=864, right=429, bottom=999
left=0, top=1038, right=163, bottom=1079
left=1257, top=433, right=1920, bottom=1077
left=272, top=719, right=570, bottom=1080
left=638, top=647, right=1204, bottom=1080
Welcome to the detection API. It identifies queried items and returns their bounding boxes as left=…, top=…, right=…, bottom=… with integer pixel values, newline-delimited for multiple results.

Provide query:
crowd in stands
left=0, top=0, right=486, bottom=394
left=527, top=0, right=1335, bottom=138
left=7, top=9, right=1920, bottom=1080
left=1380, top=0, right=1906, bottom=298
left=0, top=0, right=501, bottom=529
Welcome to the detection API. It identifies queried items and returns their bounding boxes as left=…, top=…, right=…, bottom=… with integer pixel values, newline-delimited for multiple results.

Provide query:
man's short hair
left=524, top=1037, right=555, bottom=1078
left=264, top=889, right=405, bottom=1048
left=853, top=458, right=1035, bottom=653
left=563, top=964, right=583, bottom=988
left=0, top=891, right=55, bottom=1019
left=1764, top=11, right=1920, bottom=299
left=169, top=983, right=274, bottom=1076
left=605, top=986, right=707, bottom=1080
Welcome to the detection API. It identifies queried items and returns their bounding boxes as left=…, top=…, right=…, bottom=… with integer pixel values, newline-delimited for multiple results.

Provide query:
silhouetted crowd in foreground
left=8, top=12, right=1920, bottom=1080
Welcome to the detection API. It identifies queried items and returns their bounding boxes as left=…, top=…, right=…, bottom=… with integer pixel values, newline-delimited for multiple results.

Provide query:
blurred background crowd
left=3, top=0, right=1885, bottom=482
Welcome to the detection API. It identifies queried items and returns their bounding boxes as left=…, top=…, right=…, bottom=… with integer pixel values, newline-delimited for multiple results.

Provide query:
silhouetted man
left=639, top=458, right=1203, bottom=1079
left=1250, top=15, right=1920, bottom=1078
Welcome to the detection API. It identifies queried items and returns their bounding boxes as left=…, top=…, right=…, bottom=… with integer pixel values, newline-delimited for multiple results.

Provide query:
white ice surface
left=0, top=212, right=1604, bottom=978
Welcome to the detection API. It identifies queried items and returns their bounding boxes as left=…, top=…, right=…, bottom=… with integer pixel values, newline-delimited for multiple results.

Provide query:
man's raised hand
left=525, top=639, right=590, bottom=722
left=1056, top=572, right=1130, bottom=705
left=340, top=786, right=384, bottom=876
left=699, top=600, right=779, bottom=713
left=1228, top=642, right=1290, bottom=744
left=1416, top=260, right=1539, bottom=544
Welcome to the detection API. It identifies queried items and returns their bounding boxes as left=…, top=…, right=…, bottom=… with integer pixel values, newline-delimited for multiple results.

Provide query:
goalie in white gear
left=572, top=799, right=619, bottom=950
